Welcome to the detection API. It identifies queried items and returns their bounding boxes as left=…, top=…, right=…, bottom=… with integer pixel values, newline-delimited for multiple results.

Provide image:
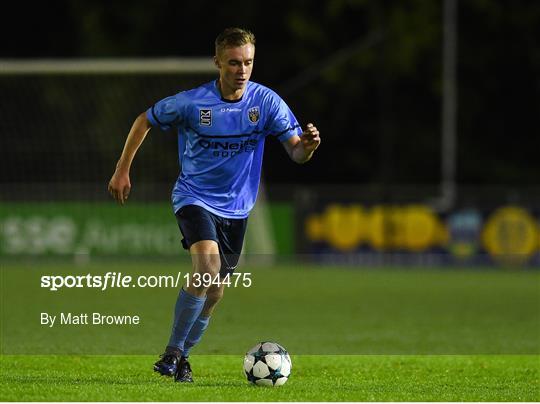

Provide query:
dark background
left=2, top=0, right=539, bottom=187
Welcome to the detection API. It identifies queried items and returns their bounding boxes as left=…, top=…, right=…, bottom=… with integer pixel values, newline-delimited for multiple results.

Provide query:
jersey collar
left=214, top=79, right=247, bottom=103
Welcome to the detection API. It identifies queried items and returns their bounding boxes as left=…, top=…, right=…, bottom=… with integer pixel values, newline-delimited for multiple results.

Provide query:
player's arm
left=282, top=123, right=321, bottom=164
left=107, top=112, right=152, bottom=205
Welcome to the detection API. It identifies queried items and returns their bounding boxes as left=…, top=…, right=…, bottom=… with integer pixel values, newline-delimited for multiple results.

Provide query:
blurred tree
left=457, top=0, right=540, bottom=185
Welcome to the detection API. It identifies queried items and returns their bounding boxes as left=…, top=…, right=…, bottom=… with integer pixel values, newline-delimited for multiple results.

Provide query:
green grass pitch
left=1, top=355, right=538, bottom=401
left=1, top=262, right=539, bottom=401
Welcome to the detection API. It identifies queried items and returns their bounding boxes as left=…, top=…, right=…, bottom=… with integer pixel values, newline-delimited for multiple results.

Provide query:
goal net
left=0, top=59, right=275, bottom=258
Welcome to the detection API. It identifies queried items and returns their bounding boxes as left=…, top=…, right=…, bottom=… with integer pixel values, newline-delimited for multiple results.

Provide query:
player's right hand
left=108, top=171, right=131, bottom=205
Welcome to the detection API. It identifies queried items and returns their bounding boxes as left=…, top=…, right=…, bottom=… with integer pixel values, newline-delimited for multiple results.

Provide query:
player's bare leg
left=200, top=281, right=226, bottom=316
left=185, top=240, right=221, bottom=297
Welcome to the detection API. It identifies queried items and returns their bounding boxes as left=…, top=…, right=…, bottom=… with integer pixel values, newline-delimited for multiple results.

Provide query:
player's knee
left=193, top=254, right=221, bottom=277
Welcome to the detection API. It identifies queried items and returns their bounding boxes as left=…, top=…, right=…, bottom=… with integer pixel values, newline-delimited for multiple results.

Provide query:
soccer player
left=108, top=27, right=320, bottom=383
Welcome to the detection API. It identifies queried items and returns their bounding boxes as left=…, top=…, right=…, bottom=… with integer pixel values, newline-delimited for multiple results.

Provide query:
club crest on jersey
left=199, top=109, right=212, bottom=126
left=247, top=106, right=260, bottom=124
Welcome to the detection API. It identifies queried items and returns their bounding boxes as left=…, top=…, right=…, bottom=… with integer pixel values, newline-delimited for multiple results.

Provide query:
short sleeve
left=266, top=96, right=302, bottom=142
left=146, top=94, right=186, bottom=131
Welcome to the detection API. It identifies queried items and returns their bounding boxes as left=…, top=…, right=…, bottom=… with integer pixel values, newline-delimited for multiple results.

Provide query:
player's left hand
left=300, top=123, right=321, bottom=153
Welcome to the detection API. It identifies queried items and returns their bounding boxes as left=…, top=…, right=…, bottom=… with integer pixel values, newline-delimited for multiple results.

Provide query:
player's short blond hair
left=215, top=28, right=256, bottom=56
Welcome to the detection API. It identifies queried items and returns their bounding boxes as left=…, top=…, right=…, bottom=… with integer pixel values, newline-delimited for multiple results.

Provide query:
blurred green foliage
left=2, top=1, right=539, bottom=186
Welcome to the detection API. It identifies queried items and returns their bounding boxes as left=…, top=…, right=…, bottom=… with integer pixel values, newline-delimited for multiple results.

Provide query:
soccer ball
left=243, top=341, right=292, bottom=386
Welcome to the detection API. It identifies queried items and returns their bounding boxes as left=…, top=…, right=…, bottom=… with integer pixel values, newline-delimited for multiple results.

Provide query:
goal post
left=0, top=58, right=216, bottom=75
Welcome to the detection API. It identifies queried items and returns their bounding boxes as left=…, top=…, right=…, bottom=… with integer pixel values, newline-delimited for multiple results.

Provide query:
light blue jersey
left=147, top=80, right=302, bottom=218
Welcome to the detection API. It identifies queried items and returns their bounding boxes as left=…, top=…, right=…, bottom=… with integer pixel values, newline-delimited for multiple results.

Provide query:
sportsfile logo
left=40, top=271, right=253, bottom=291
left=199, top=109, right=212, bottom=126
left=199, top=139, right=258, bottom=157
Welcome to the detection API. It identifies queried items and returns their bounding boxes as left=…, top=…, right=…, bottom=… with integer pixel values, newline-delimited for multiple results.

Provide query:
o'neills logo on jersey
left=199, top=109, right=212, bottom=126
left=199, top=139, right=258, bottom=157
left=248, top=106, right=260, bottom=124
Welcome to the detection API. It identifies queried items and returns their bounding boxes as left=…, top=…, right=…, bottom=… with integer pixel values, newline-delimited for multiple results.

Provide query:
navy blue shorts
left=175, top=205, right=248, bottom=277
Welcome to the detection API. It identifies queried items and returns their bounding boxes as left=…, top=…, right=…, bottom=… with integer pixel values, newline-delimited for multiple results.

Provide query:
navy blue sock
left=167, top=289, right=206, bottom=352
left=182, top=315, right=211, bottom=357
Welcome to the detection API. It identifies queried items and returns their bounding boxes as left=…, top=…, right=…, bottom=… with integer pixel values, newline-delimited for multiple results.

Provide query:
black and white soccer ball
left=243, top=341, right=292, bottom=387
